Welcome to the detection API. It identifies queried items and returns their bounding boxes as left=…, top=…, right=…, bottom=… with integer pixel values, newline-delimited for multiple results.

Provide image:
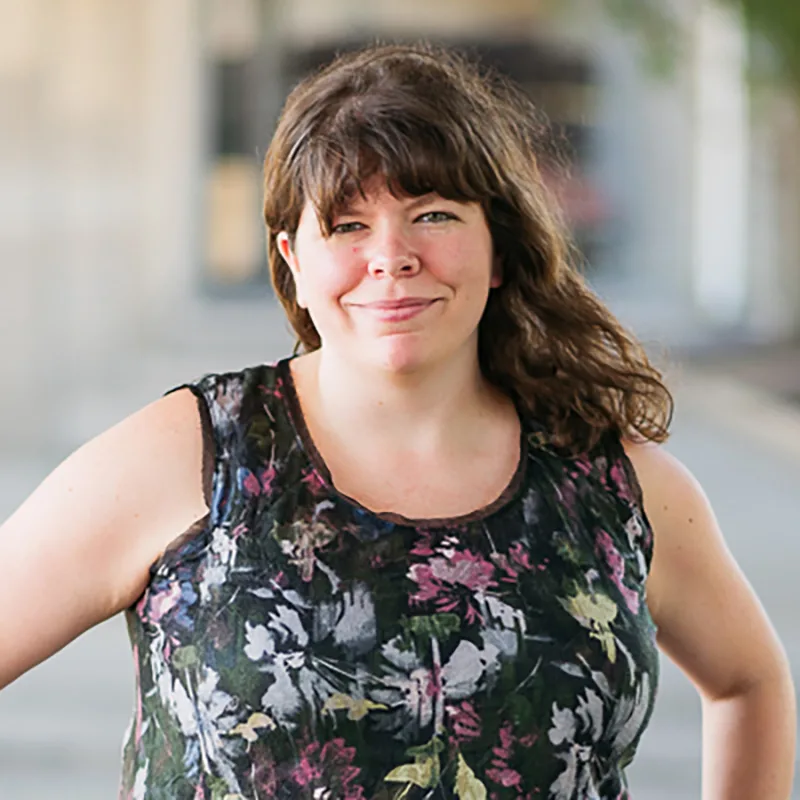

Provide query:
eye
left=330, top=221, right=365, bottom=235
left=416, top=210, right=458, bottom=224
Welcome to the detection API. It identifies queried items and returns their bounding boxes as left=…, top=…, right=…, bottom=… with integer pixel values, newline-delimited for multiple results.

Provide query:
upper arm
left=623, top=440, right=789, bottom=700
left=0, top=387, right=209, bottom=690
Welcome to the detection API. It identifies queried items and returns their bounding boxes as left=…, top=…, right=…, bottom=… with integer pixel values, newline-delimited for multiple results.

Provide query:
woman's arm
left=624, top=440, right=796, bottom=799
left=0, top=388, right=209, bottom=690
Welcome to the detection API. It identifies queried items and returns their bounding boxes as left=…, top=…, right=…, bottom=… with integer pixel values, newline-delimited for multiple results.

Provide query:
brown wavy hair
left=263, top=41, right=673, bottom=452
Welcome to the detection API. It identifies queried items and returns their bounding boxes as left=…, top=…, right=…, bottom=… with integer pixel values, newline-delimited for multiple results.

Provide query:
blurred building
left=2, top=0, right=800, bottom=449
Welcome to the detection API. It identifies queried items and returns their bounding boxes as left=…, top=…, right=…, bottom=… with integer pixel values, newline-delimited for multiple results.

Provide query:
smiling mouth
left=351, top=298, right=439, bottom=322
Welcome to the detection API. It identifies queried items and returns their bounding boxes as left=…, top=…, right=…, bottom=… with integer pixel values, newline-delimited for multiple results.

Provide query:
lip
left=350, top=297, right=439, bottom=323
left=359, top=298, right=438, bottom=310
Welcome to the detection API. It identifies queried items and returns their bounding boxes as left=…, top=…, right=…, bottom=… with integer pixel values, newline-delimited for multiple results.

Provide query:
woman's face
left=277, top=177, right=501, bottom=375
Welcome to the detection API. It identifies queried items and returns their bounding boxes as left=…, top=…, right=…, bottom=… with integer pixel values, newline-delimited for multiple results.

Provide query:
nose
left=366, top=224, right=421, bottom=279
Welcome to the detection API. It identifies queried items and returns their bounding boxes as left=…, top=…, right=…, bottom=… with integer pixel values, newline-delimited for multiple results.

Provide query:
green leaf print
left=399, top=613, right=461, bottom=649
left=171, top=645, right=199, bottom=670
left=455, top=753, right=487, bottom=800
left=207, top=775, right=231, bottom=800
left=385, top=759, right=437, bottom=788
left=322, top=692, right=388, bottom=721
left=384, top=736, right=444, bottom=792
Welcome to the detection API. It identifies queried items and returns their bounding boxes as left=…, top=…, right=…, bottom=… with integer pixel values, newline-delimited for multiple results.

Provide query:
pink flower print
left=147, top=582, right=181, bottom=623
left=370, top=552, right=385, bottom=569
left=269, top=375, right=285, bottom=401
left=609, top=462, right=636, bottom=506
left=231, top=522, right=248, bottom=540
left=240, top=465, right=277, bottom=498
left=572, top=457, right=593, bottom=477
left=292, top=752, right=323, bottom=786
left=508, top=542, right=536, bottom=572
left=490, top=552, right=518, bottom=582
left=493, top=722, right=515, bottom=761
left=301, top=467, right=327, bottom=494
left=486, top=722, right=524, bottom=791
left=291, top=739, right=365, bottom=799
left=249, top=745, right=279, bottom=795
left=408, top=550, right=498, bottom=622
left=557, top=476, right=578, bottom=516
left=132, top=645, right=144, bottom=746
left=596, top=531, right=639, bottom=614
left=446, top=700, right=482, bottom=743
left=485, top=767, right=523, bottom=789
left=410, top=531, right=436, bottom=557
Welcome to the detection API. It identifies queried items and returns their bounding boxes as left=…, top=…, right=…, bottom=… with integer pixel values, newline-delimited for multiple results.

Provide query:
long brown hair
left=263, top=41, right=673, bottom=452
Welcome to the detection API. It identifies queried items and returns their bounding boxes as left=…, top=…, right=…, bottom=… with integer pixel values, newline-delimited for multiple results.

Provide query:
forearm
left=701, top=670, right=796, bottom=799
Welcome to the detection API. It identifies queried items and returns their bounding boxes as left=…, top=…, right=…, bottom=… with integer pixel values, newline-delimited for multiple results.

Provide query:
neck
left=297, top=347, right=505, bottom=449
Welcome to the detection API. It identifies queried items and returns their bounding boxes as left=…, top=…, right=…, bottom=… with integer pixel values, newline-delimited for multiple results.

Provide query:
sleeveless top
left=119, top=359, right=660, bottom=800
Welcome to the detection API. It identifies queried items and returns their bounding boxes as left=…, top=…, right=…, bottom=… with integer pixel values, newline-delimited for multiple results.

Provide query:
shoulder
left=620, top=438, right=722, bottom=618
left=619, top=438, right=714, bottom=551
left=620, top=441, right=793, bottom=706
left=173, top=362, right=284, bottom=432
left=620, top=438, right=704, bottom=508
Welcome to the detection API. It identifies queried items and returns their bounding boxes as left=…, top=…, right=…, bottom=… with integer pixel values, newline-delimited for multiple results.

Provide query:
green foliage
left=599, top=0, right=800, bottom=96
left=726, top=0, right=800, bottom=90
left=601, top=0, right=682, bottom=77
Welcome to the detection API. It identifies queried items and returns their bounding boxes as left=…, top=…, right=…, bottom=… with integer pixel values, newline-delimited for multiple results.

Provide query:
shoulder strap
left=163, top=366, right=267, bottom=527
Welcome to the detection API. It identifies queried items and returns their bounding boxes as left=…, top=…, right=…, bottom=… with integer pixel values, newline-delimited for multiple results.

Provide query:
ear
left=276, top=232, right=307, bottom=309
left=490, top=254, right=503, bottom=289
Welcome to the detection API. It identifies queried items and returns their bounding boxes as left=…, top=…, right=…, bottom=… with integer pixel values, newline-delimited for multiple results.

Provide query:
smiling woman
left=275, top=182, right=498, bottom=375
left=0, top=41, right=794, bottom=800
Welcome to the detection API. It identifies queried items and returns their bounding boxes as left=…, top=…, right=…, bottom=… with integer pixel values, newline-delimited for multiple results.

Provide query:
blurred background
left=1, top=0, right=799, bottom=797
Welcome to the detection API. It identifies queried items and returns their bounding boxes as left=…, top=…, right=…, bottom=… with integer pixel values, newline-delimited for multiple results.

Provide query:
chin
left=363, top=336, right=436, bottom=375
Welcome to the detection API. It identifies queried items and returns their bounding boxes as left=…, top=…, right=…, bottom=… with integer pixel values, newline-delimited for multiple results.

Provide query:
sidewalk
left=0, top=330, right=798, bottom=798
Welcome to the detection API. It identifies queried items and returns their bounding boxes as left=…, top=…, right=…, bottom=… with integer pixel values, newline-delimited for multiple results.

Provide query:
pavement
left=0, top=301, right=798, bottom=799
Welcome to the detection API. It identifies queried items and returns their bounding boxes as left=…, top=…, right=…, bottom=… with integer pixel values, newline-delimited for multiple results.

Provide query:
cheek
left=304, top=250, right=364, bottom=302
left=429, top=237, right=494, bottom=287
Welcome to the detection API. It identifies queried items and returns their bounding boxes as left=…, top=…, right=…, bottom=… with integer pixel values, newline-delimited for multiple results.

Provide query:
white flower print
left=243, top=606, right=334, bottom=728
left=244, top=622, right=274, bottom=661
left=314, top=582, right=377, bottom=656
left=440, top=639, right=501, bottom=700
left=131, top=760, right=148, bottom=800
left=259, top=651, right=306, bottom=723
left=269, top=605, right=309, bottom=648
left=548, top=705, right=577, bottom=746
left=210, top=525, right=237, bottom=564
left=160, top=665, right=243, bottom=793
left=475, top=594, right=528, bottom=659
left=608, top=670, right=653, bottom=759
left=624, top=514, right=643, bottom=548
left=547, top=689, right=606, bottom=799
left=198, top=564, right=228, bottom=604
left=368, top=636, right=503, bottom=742
left=549, top=744, right=600, bottom=800
left=332, top=583, right=376, bottom=652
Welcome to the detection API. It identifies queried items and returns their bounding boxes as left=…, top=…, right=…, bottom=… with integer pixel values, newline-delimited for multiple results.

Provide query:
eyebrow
left=337, top=192, right=441, bottom=216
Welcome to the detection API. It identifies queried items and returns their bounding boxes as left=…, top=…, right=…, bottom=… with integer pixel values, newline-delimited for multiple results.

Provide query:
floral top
left=119, top=358, right=659, bottom=800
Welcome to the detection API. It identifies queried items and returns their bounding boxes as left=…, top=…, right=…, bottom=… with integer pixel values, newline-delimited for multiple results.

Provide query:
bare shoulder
left=0, top=387, right=209, bottom=689
left=619, top=438, right=718, bottom=609
left=620, top=437, right=703, bottom=506
left=620, top=437, right=790, bottom=698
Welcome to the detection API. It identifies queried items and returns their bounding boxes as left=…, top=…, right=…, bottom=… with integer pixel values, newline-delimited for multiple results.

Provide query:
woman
left=0, top=43, right=794, bottom=799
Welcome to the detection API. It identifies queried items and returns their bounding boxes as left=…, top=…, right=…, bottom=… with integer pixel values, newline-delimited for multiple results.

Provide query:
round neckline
left=275, top=356, right=530, bottom=529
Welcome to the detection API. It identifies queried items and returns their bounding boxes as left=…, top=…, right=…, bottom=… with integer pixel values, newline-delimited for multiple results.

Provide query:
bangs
left=296, top=99, right=495, bottom=233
